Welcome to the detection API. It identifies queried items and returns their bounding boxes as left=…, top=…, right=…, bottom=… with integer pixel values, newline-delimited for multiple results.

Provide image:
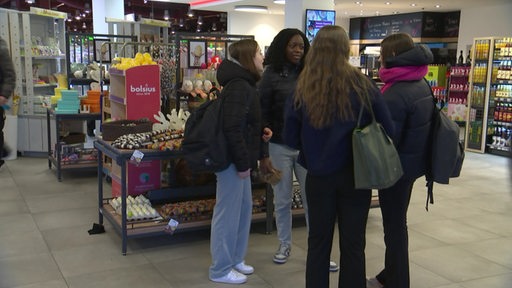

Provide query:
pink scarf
left=379, top=65, right=428, bottom=93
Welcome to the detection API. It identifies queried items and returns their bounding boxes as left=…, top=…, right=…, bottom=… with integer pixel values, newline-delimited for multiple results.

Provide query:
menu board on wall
left=349, top=11, right=460, bottom=40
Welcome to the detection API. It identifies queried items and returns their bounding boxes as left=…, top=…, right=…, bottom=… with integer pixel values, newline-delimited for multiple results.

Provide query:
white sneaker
left=367, top=277, right=384, bottom=288
left=234, top=261, right=254, bottom=275
left=329, top=261, right=339, bottom=272
left=273, top=243, right=291, bottom=264
left=210, top=269, right=247, bottom=284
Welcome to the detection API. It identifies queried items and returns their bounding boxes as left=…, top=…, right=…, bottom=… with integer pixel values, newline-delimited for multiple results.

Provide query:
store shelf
left=94, top=139, right=286, bottom=255
left=47, top=109, right=101, bottom=181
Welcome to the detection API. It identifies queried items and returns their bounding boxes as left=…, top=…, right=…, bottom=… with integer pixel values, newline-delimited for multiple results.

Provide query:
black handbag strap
left=356, top=94, right=375, bottom=128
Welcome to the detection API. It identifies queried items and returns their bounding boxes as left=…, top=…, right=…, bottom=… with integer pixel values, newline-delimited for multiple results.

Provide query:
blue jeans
left=269, top=143, right=307, bottom=246
left=209, top=164, right=253, bottom=279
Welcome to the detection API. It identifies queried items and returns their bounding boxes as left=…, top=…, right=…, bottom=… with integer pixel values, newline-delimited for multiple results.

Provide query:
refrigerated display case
left=465, top=37, right=512, bottom=156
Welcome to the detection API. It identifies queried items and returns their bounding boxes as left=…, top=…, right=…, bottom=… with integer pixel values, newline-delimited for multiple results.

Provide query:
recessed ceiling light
left=393, top=11, right=400, bottom=14
left=410, top=3, right=417, bottom=7
left=435, top=4, right=441, bottom=8
left=273, top=0, right=285, bottom=4
left=385, top=2, right=391, bottom=4
left=234, top=5, right=269, bottom=13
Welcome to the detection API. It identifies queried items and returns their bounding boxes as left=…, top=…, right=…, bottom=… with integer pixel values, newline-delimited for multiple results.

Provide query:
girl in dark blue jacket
left=283, top=25, right=394, bottom=288
left=367, top=33, right=434, bottom=288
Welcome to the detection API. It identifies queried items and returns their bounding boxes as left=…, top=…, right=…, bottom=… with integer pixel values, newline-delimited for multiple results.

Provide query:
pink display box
left=111, top=160, right=161, bottom=197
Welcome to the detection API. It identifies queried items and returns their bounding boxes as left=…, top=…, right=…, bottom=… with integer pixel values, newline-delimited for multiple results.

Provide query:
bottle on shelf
left=457, top=50, right=464, bottom=65
left=466, top=49, right=472, bottom=66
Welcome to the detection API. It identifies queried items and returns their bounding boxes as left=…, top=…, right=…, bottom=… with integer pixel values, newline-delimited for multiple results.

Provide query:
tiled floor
left=0, top=152, right=511, bottom=288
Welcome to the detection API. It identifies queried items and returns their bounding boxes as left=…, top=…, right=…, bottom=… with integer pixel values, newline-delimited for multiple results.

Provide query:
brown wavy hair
left=229, top=39, right=262, bottom=81
left=295, top=25, right=374, bottom=129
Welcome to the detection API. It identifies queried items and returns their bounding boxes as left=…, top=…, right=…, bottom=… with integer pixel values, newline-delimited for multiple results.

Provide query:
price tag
left=164, top=219, right=179, bottom=235
left=130, top=150, right=144, bottom=165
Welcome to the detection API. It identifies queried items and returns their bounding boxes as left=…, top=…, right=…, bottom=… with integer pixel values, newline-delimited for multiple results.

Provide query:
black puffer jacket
left=258, top=63, right=301, bottom=144
left=382, top=45, right=434, bottom=180
left=216, top=59, right=264, bottom=172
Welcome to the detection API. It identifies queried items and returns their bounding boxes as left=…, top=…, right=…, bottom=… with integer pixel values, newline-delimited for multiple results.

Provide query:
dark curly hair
left=264, top=28, right=310, bottom=73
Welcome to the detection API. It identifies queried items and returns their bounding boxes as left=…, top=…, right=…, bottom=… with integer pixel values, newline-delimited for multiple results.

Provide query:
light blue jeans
left=269, top=143, right=308, bottom=246
left=209, top=164, right=253, bottom=279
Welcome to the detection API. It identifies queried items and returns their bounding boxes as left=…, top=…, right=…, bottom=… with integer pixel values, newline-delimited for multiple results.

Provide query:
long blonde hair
left=295, top=25, right=374, bottom=129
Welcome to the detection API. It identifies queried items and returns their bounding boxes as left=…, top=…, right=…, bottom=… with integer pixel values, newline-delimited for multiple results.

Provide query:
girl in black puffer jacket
left=367, top=33, right=434, bottom=288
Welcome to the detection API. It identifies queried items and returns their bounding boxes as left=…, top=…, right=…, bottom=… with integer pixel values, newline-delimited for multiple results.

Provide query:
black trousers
left=305, top=165, right=371, bottom=288
left=0, top=106, right=5, bottom=155
left=375, top=177, right=415, bottom=288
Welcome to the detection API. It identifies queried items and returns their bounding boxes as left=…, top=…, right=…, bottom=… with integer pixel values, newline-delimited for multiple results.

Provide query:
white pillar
left=93, top=0, right=124, bottom=34
left=284, top=0, right=334, bottom=32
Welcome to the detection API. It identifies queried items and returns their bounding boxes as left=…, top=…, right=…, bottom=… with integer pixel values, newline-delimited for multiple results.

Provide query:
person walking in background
left=209, top=39, right=268, bottom=285
left=283, top=25, right=394, bottom=288
left=366, top=33, right=434, bottom=288
left=258, top=28, right=338, bottom=272
left=0, top=36, right=16, bottom=168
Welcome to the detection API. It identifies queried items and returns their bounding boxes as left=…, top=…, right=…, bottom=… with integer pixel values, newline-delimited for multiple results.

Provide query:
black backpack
left=425, top=80, right=465, bottom=210
left=181, top=79, right=242, bottom=173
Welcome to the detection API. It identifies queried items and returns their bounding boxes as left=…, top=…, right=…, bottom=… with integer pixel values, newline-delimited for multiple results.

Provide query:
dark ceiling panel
left=0, top=0, right=227, bottom=34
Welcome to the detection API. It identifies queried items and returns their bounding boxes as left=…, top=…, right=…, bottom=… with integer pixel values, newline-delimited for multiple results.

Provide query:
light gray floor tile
left=34, top=207, right=100, bottom=231
left=0, top=253, right=63, bottom=288
left=458, top=237, right=512, bottom=269
left=0, top=152, right=510, bottom=288
left=410, top=245, right=510, bottom=282
left=0, top=199, right=30, bottom=217
left=41, top=223, right=118, bottom=252
left=24, top=191, right=97, bottom=214
left=409, top=218, right=501, bottom=245
left=0, top=230, right=49, bottom=259
left=11, top=279, right=69, bottom=288
left=0, top=213, right=38, bottom=237
left=457, top=272, right=512, bottom=288
left=52, top=242, right=149, bottom=278
left=66, top=263, right=171, bottom=288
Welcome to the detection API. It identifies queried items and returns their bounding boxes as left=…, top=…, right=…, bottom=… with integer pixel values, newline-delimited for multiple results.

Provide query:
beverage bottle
left=466, top=50, right=472, bottom=66
left=458, top=50, right=464, bottom=65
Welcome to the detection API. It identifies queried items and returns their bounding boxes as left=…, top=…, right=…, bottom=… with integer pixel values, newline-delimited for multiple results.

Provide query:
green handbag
left=352, top=99, right=403, bottom=190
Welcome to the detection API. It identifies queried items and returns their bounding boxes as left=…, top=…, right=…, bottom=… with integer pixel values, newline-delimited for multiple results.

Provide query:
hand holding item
left=262, top=127, right=273, bottom=142
left=259, top=157, right=282, bottom=185
left=238, top=169, right=251, bottom=179
left=259, top=157, right=274, bottom=175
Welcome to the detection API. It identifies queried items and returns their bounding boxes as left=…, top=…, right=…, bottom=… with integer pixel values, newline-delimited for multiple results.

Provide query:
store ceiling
left=180, top=0, right=510, bottom=17
left=1, top=0, right=509, bottom=33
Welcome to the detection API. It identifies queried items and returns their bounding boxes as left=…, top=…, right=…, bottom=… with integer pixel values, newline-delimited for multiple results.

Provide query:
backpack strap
left=423, top=78, right=437, bottom=211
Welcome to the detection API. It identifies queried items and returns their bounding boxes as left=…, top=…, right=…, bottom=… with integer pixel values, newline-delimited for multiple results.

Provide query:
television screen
left=305, top=9, right=336, bottom=43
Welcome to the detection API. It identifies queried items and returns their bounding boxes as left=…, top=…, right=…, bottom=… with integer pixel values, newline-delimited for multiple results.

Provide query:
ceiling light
left=82, top=22, right=86, bottom=29
left=75, top=10, right=81, bottom=20
left=84, top=3, right=91, bottom=14
left=385, top=2, right=391, bottom=4
left=179, top=18, right=184, bottom=27
left=187, top=8, right=194, bottom=17
left=212, top=22, right=217, bottom=31
left=410, top=3, right=417, bottom=7
left=164, top=9, right=169, bottom=20
left=25, top=0, right=34, bottom=4
left=234, top=5, right=268, bottom=13
left=435, top=4, right=441, bottom=8
left=273, top=0, right=285, bottom=4
left=197, top=16, right=203, bottom=25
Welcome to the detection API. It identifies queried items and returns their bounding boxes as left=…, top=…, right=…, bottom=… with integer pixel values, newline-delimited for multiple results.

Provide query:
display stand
left=173, top=32, right=254, bottom=112
left=94, top=139, right=276, bottom=255
left=46, top=109, right=101, bottom=181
